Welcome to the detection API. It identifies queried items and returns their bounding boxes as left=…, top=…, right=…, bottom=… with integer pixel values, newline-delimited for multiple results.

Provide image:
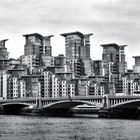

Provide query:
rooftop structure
left=23, top=33, right=53, bottom=56
left=0, top=39, right=9, bottom=60
left=61, top=31, right=93, bottom=60
left=0, top=39, right=8, bottom=48
left=61, top=31, right=85, bottom=38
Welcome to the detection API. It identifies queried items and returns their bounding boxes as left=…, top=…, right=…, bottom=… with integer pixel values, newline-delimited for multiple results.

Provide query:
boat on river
left=72, top=104, right=100, bottom=114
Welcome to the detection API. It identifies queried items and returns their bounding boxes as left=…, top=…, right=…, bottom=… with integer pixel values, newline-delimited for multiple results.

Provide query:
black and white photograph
left=0, top=0, right=140, bottom=139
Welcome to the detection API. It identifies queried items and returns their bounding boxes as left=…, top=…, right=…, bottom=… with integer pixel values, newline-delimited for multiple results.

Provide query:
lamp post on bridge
left=103, top=95, right=108, bottom=108
left=35, top=90, right=42, bottom=108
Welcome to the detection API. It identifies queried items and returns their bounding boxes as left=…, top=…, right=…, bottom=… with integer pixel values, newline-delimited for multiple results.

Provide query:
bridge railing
left=1, top=95, right=140, bottom=108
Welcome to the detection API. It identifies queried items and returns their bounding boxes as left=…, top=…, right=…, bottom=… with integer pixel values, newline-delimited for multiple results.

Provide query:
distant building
left=93, top=60, right=106, bottom=76
left=0, top=39, right=9, bottom=59
left=8, top=58, right=21, bottom=69
left=41, top=55, right=54, bottom=67
left=54, top=54, right=72, bottom=80
left=22, top=33, right=53, bottom=74
left=61, top=31, right=93, bottom=60
left=88, top=82, right=105, bottom=96
left=23, top=33, right=53, bottom=56
left=43, top=35, right=53, bottom=56
left=82, top=59, right=92, bottom=76
left=61, top=31, right=93, bottom=77
left=133, top=56, right=140, bottom=73
left=116, top=72, right=140, bottom=95
left=68, top=58, right=85, bottom=78
left=0, top=39, right=9, bottom=70
left=8, top=64, right=28, bottom=77
left=7, top=77, right=26, bottom=99
left=66, top=81, right=75, bottom=97
left=77, top=78, right=90, bottom=96
left=42, top=71, right=75, bottom=98
left=101, top=43, right=127, bottom=76
left=21, top=75, right=41, bottom=97
left=0, top=71, right=9, bottom=99
left=122, top=77, right=139, bottom=95
left=101, top=43, right=127, bottom=94
left=20, top=55, right=39, bottom=74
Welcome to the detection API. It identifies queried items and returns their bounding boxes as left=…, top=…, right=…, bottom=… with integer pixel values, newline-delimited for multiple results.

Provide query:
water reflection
left=0, top=115, right=140, bottom=140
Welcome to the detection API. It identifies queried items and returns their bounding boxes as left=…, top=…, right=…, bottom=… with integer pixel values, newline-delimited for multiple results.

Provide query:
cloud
left=0, top=0, right=140, bottom=68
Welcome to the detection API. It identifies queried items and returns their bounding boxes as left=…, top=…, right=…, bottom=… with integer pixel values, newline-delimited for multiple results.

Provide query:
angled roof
left=133, top=56, right=140, bottom=58
left=0, top=39, right=8, bottom=42
left=23, top=33, right=43, bottom=38
left=100, top=43, right=119, bottom=48
left=119, top=45, right=127, bottom=47
left=44, top=35, right=54, bottom=39
left=100, top=43, right=127, bottom=49
left=60, top=31, right=84, bottom=38
left=0, top=39, right=8, bottom=48
left=84, top=33, right=93, bottom=37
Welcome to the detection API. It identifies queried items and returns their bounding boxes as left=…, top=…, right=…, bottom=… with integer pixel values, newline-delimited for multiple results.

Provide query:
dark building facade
left=61, top=31, right=92, bottom=60
left=101, top=43, right=127, bottom=94
left=0, top=39, right=9, bottom=70
left=23, top=33, right=53, bottom=56
left=61, top=31, right=93, bottom=77
left=0, top=39, right=9, bottom=59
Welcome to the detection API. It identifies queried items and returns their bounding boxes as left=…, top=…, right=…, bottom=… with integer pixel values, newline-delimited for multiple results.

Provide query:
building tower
left=101, top=43, right=127, bottom=94
left=43, top=35, right=53, bottom=56
left=23, top=33, right=43, bottom=56
left=22, top=33, right=53, bottom=74
left=0, top=39, right=9, bottom=70
left=133, top=56, right=140, bottom=73
left=0, top=39, right=9, bottom=59
left=23, top=33, right=53, bottom=56
left=61, top=31, right=93, bottom=77
left=61, top=31, right=93, bottom=60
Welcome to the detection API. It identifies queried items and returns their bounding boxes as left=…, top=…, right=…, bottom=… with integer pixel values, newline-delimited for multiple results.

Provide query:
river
left=0, top=115, right=140, bottom=140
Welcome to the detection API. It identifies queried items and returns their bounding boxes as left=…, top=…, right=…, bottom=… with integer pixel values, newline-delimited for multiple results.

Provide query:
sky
left=0, top=0, right=140, bottom=69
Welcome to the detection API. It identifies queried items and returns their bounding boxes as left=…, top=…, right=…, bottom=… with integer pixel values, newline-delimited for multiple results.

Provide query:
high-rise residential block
left=0, top=39, right=9, bottom=70
left=61, top=31, right=93, bottom=77
left=133, top=56, right=140, bottom=73
left=61, top=31, right=92, bottom=60
left=101, top=43, right=127, bottom=75
left=0, top=71, right=9, bottom=99
left=21, top=75, right=41, bottom=97
left=23, top=33, right=53, bottom=56
left=101, top=43, right=127, bottom=94
left=0, top=39, right=9, bottom=59
left=43, top=35, right=53, bottom=56
left=7, top=77, right=26, bottom=99
left=20, top=55, right=40, bottom=74
left=93, top=60, right=106, bottom=76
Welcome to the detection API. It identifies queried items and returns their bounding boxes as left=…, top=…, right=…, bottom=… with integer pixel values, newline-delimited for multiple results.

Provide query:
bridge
left=103, top=99, right=140, bottom=118
left=0, top=95, right=140, bottom=115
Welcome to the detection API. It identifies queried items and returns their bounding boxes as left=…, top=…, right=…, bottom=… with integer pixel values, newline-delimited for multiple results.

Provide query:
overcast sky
left=0, top=0, right=140, bottom=68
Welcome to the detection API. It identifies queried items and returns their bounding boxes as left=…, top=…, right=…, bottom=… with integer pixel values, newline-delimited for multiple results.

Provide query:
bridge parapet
left=0, top=95, right=140, bottom=108
left=107, top=95, right=140, bottom=107
left=0, top=96, right=104, bottom=107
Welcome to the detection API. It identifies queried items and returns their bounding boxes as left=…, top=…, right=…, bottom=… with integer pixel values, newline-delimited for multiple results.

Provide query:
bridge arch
left=43, top=100, right=99, bottom=109
left=42, top=100, right=99, bottom=116
left=2, top=103, right=33, bottom=115
left=103, top=99, right=140, bottom=119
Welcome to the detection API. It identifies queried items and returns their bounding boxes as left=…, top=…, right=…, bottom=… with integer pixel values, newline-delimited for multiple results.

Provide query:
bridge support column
left=0, top=104, right=3, bottom=114
left=103, top=95, right=109, bottom=108
left=36, top=97, right=42, bottom=108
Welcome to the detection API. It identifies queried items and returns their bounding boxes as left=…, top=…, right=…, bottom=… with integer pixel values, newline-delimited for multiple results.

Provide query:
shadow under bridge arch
left=42, top=100, right=96, bottom=116
left=2, top=103, right=32, bottom=115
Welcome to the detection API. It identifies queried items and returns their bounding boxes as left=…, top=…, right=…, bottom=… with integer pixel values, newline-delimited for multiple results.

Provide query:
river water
left=0, top=115, right=140, bottom=140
